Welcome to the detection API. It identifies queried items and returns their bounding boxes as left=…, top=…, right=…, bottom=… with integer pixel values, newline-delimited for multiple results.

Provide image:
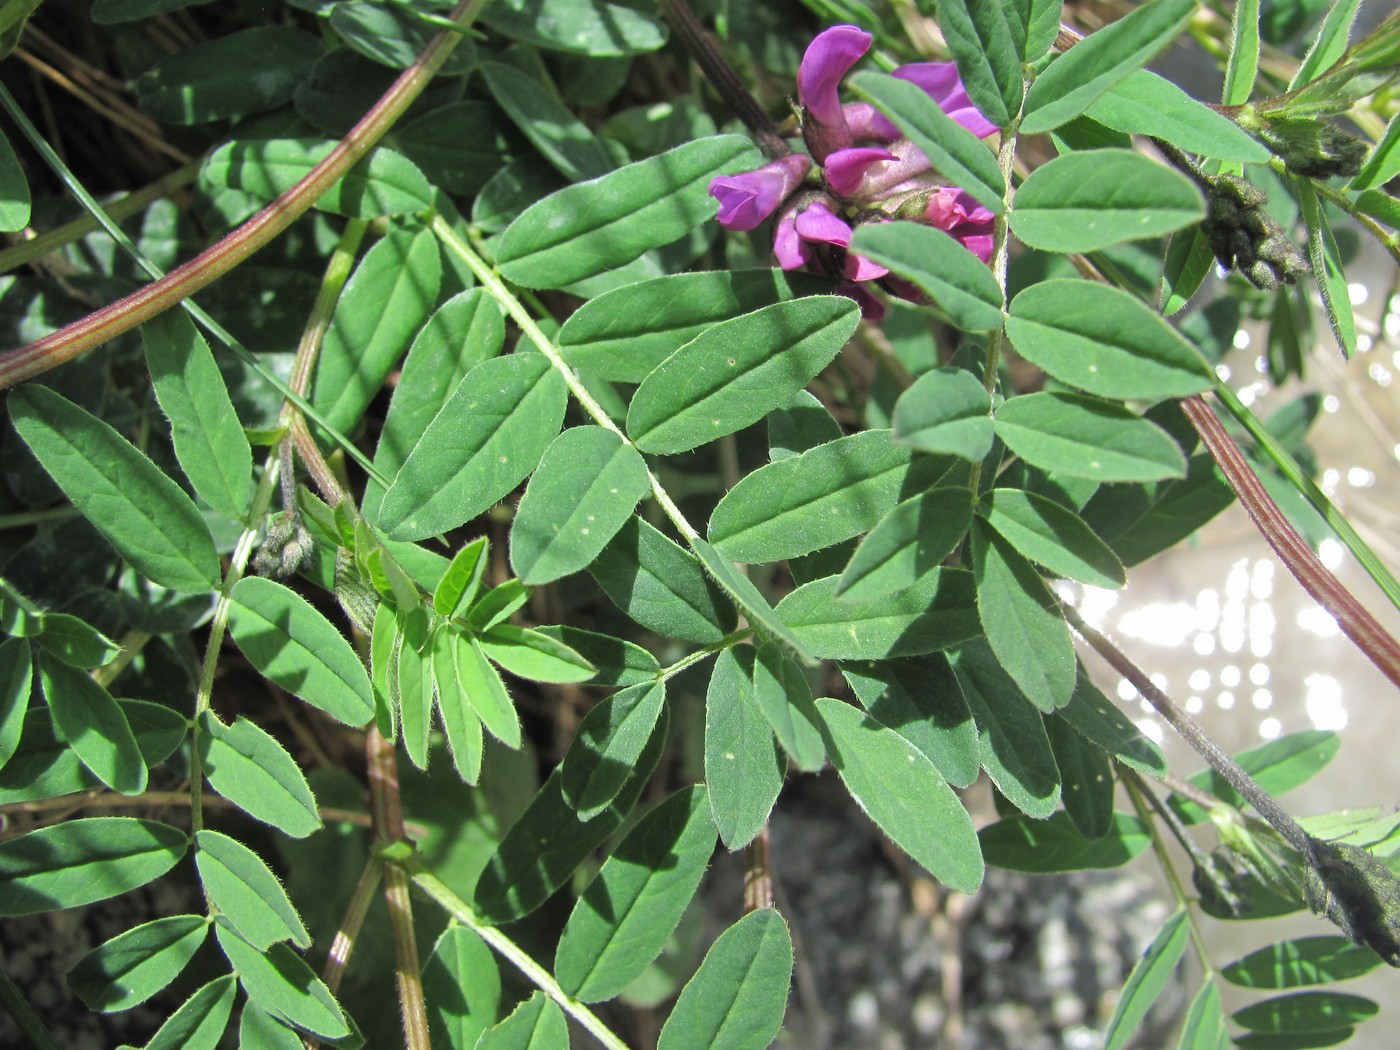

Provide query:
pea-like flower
left=709, top=24, right=998, bottom=316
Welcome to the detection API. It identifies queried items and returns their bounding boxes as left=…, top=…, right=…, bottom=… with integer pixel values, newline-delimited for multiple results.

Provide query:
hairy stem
left=0, top=0, right=487, bottom=389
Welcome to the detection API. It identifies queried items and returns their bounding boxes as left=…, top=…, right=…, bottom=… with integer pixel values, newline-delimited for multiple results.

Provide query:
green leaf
left=1014, top=0, right=1066, bottom=63
left=1289, top=0, right=1361, bottom=90
left=142, top=310, right=252, bottom=518
left=329, top=0, right=454, bottom=68
left=1010, top=149, right=1204, bottom=252
left=509, top=427, right=649, bottom=584
left=561, top=680, right=666, bottom=819
left=200, top=139, right=434, bottom=218
left=557, top=785, right=717, bottom=1001
left=239, top=1003, right=308, bottom=1050
left=145, top=975, right=237, bottom=1050
left=949, top=638, right=1061, bottom=818
left=979, top=812, right=1152, bottom=872
left=709, top=429, right=947, bottom=563
left=1085, top=70, right=1271, bottom=161
left=994, top=392, right=1187, bottom=482
left=1161, top=226, right=1216, bottom=316
left=1222, top=0, right=1261, bottom=107
left=933, top=0, right=1024, bottom=127
left=35, top=613, right=120, bottom=670
left=464, top=580, right=531, bottom=633
left=1006, top=279, right=1213, bottom=399
left=1223, top=936, right=1384, bottom=989
left=849, top=72, right=1004, bottom=213
left=312, top=225, right=442, bottom=436
left=1177, top=981, right=1227, bottom=1050
left=970, top=522, right=1077, bottom=712
left=375, top=290, right=506, bottom=485
left=841, top=654, right=980, bottom=788
left=656, top=909, right=793, bottom=1050
left=1172, top=729, right=1340, bottom=824
left=749, top=643, right=825, bottom=772
left=198, top=712, right=321, bottom=838
left=1352, top=112, right=1400, bottom=190
left=379, top=353, right=568, bottom=540
left=980, top=487, right=1125, bottom=587
left=396, top=608, right=434, bottom=771
left=135, top=27, right=322, bottom=124
left=817, top=698, right=983, bottom=892
left=627, top=296, right=859, bottom=454
left=0, top=636, right=31, bottom=770
left=705, top=650, right=784, bottom=850
left=1104, top=909, right=1191, bottom=1050
left=558, top=269, right=833, bottom=382
left=38, top=654, right=147, bottom=795
left=479, top=624, right=595, bottom=685
left=1297, top=179, right=1357, bottom=358
left=480, top=61, right=617, bottom=182
left=836, top=486, right=975, bottom=601
left=433, top=538, right=489, bottom=619
left=429, top=624, right=484, bottom=784
left=1233, top=991, right=1378, bottom=1034
left=422, top=926, right=501, bottom=1050
left=473, top=708, right=667, bottom=923
left=1080, top=452, right=1235, bottom=566
left=9, top=385, right=219, bottom=593
left=435, top=625, right=519, bottom=749
left=590, top=518, right=736, bottom=644
left=481, top=0, right=667, bottom=56
left=0, top=817, right=187, bottom=916
left=0, top=700, right=186, bottom=804
left=67, top=914, right=208, bottom=1012
left=1021, top=0, right=1198, bottom=133
left=0, top=128, right=31, bottom=231
left=534, top=625, right=660, bottom=688
left=891, top=367, right=995, bottom=461
left=497, top=134, right=760, bottom=289
left=691, top=538, right=813, bottom=662
left=851, top=222, right=1003, bottom=331
left=477, top=992, right=567, bottom=1050
left=1059, top=668, right=1166, bottom=776
left=228, top=577, right=374, bottom=727
left=1046, top=714, right=1114, bottom=839
left=194, top=830, right=308, bottom=951
left=215, top=924, right=348, bottom=1039
left=777, top=569, right=980, bottom=660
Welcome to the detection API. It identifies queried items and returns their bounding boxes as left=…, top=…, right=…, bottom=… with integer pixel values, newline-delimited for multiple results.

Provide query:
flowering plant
left=710, top=25, right=996, bottom=316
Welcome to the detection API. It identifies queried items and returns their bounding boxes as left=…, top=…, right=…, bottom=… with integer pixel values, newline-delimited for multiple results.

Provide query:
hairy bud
left=1204, top=175, right=1311, bottom=290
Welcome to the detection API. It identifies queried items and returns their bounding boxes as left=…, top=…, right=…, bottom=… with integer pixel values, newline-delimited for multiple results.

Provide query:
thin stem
left=1182, top=394, right=1400, bottom=690
left=0, top=0, right=487, bottom=389
left=1121, top=768, right=1215, bottom=975
left=967, top=115, right=1019, bottom=497
left=90, top=630, right=149, bottom=688
left=0, top=160, right=202, bottom=274
left=1063, top=601, right=1318, bottom=863
left=1311, top=179, right=1400, bottom=265
left=0, top=957, right=60, bottom=1050
left=658, top=0, right=789, bottom=158
left=1211, top=380, right=1400, bottom=615
left=429, top=214, right=703, bottom=543
left=0, top=789, right=398, bottom=832
left=409, top=870, right=631, bottom=1050
left=743, top=824, right=775, bottom=911
left=321, top=859, right=384, bottom=997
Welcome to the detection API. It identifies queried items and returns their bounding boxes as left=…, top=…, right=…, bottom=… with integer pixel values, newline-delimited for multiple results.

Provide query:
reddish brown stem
left=0, top=0, right=484, bottom=390
left=1182, top=394, right=1400, bottom=690
left=743, top=824, right=774, bottom=912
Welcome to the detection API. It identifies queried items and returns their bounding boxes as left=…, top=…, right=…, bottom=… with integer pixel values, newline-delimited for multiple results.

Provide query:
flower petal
left=774, top=208, right=810, bottom=270
left=793, top=198, right=853, bottom=248
left=797, top=25, right=871, bottom=125
left=894, top=62, right=999, bottom=137
left=824, top=147, right=897, bottom=196
left=708, top=154, right=813, bottom=230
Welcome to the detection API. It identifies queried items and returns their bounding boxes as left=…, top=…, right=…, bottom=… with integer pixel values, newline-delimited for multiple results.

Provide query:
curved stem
left=1182, top=394, right=1400, bottom=690
left=0, top=0, right=487, bottom=389
left=409, top=870, right=631, bottom=1050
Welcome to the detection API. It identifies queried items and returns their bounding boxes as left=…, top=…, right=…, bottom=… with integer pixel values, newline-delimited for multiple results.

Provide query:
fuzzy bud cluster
left=1205, top=175, right=1311, bottom=291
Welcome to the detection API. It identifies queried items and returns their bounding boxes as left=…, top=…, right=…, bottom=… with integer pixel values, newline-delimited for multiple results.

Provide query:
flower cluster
left=709, top=25, right=997, bottom=318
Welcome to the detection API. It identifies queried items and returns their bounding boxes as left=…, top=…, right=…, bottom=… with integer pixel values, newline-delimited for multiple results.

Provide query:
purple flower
left=709, top=154, right=813, bottom=230
left=823, top=147, right=898, bottom=196
left=798, top=26, right=871, bottom=126
left=924, top=187, right=995, bottom=262
left=793, top=199, right=888, bottom=281
left=894, top=63, right=999, bottom=139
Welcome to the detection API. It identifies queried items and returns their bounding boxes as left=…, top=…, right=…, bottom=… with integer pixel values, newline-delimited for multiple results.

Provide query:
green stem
left=0, top=506, right=79, bottom=530
left=0, top=159, right=202, bottom=275
left=429, top=213, right=703, bottom=543
left=0, top=957, right=60, bottom=1050
left=1122, top=769, right=1215, bottom=975
left=409, top=870, right=631, bottom=1050
left=967, top=115, right=1019, bottom=498
left=0, top=0, right=486, bottom=392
